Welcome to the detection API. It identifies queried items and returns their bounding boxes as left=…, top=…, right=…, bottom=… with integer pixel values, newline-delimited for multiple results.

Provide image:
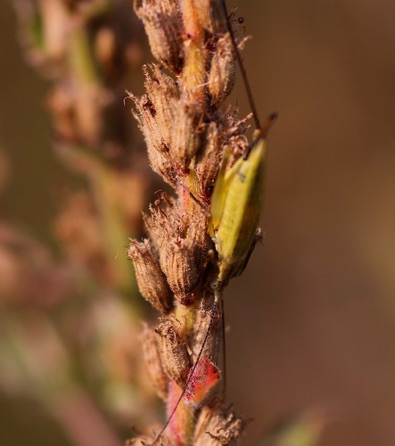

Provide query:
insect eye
left=210, top=280, right=219, bottom=291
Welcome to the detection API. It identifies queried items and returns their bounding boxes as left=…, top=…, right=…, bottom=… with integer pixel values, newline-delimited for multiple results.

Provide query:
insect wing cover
left=213, top=134, right=267, bottom=284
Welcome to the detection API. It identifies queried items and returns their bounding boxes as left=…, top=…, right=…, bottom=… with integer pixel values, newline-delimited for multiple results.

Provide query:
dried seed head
left=159, top=237, right=200, bottom=305
left=134, top=0, right=183, bottom=74
left=145, top=202, right=210, bottom=305
left=128, top=239, right=173, bottom=314
left=185, top=205, right=210, bottom=249
left=143, top=201, right=175, bottom=252
left=140, top=65, right=204, bottom=170
left=161, top=210, right=211, bottom=305
left=143, top=204, right=173, bottom=253
left=195, top=122, right=222, bottom=199
left=182, top=0, right=216, bottom=35
left=141, top=65, right=178, bottom=140
left=155, top=318, right=190, bottom=387
left=140, top=324, right=169, bottom=401
left=130, top=70, right=178, bottom=186
left=193, top=406, right=247, bottom=446
left=208, top=33, right=236, bottom=106
left=132, top=65, right=205, bottom=181
left=170, top=101, right=205, bottom=170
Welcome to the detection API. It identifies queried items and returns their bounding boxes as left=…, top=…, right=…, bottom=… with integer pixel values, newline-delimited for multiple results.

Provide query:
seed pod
left=195, top=122, right=222, bottom=200
left=132, top=64, right=206, bottom=182
left=131, top=101, right=173, bottom=185
left=170, top=101, right=205, bottom=170
left=159, top=210, right=211, bottom=305
left=143, top=202, right=170, bottom=251
left=134, top=0, right=184, bottom=74
left=142, top=66, right=178, bottom=148
left=155, top=319, right=190, bottom=387
left=128, top=239, right=173, bottom=314
left=140, top=324, right=169, bottom=401
left=158, top=237, right=199, bottom=305
left=193, top=405, right=247, bottom=446
left=208, top=33, right=236, bottom=106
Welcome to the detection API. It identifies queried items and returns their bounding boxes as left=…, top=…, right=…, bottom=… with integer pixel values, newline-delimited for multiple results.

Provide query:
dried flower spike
left=127, top=0, right=271, bottom=444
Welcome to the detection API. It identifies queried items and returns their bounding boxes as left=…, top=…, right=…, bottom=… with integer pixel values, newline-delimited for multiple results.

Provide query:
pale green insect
left=210, top=130, right=266, bottom=286
left=207, top=128, right=268, bottom=413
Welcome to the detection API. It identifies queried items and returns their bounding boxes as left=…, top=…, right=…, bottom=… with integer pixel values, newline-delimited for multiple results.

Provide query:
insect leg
left=219, top=291, right=227, bottom=399
left=219, top=0, right=261, bottom=130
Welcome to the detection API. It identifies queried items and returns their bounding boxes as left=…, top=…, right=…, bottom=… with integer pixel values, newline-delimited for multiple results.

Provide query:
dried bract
left=128, top=239, right=173, bottom=314
left=144, top=202, right=210, bottom=305
left=141, top=324, right=169, bottom=400
left=195, top=122, right=222, bottom=199
left=194, top=406, right=247, bottom=446
left=170, top=101, right=205, bottom=170
left=133, top=65, right=206, bottom=180
left=132, top=94, right=176, bottom=186
left=134, top=0, right=184, bottom=73
left=155, top=319, right=190, bottom=387
left=208, top=33, right=236, bottom=106
left=160, top=236, right=200, bottom=305
left=143, top=203, right=171, bottom=251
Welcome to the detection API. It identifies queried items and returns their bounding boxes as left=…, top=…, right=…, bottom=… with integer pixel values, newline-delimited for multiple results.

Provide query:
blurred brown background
left=1, top=0, right=395, bottom=445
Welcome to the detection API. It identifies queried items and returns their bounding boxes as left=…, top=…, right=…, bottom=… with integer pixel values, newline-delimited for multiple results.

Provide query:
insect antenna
left=219, top=290, right=227, bottom=395
left=174, top=177, right=210, bottom=216
left=219, top=0, right=261, bottom=131
left=244, top=112, right=278, bottom=159
left=261, top=112, right=278, bottom=138
left=150, top=289, right=221, bottom=446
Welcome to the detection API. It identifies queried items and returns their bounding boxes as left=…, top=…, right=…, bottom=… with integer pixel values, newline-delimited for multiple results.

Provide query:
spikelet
left=134, top=0, right=184, bottom=73
left=140, top=324, right=169, bottom=400
left=208, top=33, right=236, bottom=106
left=193, top=405, right=247, bottom=446
left=155, top=318, right=190, bottom=387
left=128, top=239, right=173, bottom=314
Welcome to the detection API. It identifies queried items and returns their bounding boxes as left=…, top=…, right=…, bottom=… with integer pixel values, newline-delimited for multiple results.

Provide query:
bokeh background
left=1, top=1, right=395, bottom=445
